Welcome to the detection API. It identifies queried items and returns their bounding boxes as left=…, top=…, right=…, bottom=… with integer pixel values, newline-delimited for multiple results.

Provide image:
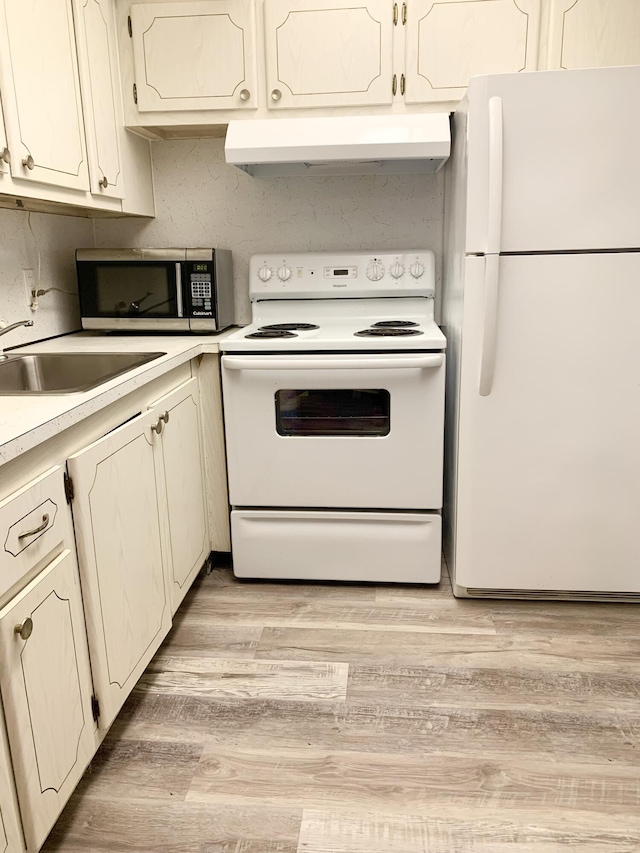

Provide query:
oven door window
left=275, top=389, right=390, bottom=436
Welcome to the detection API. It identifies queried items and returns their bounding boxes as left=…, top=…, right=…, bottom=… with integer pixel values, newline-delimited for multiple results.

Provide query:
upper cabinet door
left=264, top=0, right=394, bottom=109
left=546, top=0, right=640, bottom=70
left=68, top=411, right=172, bottom=730
left=0, top=96, right=9, bottom=180
left=0, top=0, right=90, bottom=190
left=404, top=0, right=540, bottom=104
left=131, top=0, right=258, bottom=111
left=0, top=549, right=97, bottom=852
left=72, top=0, right=125, bottom=199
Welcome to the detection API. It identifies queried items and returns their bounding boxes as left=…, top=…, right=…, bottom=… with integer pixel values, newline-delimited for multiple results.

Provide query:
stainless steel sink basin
left=0, top=352, right=166, bottom=394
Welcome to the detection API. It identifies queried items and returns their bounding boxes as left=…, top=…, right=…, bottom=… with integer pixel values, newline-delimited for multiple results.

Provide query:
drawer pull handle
left=15, top=618, right=33, bottom=641
left=17, top=513, right=50, bottom=540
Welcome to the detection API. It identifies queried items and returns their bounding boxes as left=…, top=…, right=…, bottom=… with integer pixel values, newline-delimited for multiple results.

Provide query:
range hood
left=224, top=114, right=450, bottom=177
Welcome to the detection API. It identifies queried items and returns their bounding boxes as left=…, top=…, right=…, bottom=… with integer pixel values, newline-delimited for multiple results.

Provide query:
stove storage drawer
left=231, top=509, right=442, bottom=583
left=221, top=353, right=445, bottom=509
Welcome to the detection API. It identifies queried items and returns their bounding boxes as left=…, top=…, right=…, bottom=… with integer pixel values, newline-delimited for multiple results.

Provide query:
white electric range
left=220, top=250, right=446, bottom=583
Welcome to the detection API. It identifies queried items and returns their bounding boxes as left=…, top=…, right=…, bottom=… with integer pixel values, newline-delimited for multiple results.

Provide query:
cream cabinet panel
left=0, top=715, right=22, bottom=853
left=0, top=0, right=90, bottom=191
left=151, top=378, right=209, bottom=613
left=0, top=96, right=9, bottom=180
left=131, top=0, right=258, bottom=111
left=546, top=0, right=640, bottom=69
left=73, top=0, right=125, bottom=199
left=67, top=411, right=172, bottom=730
left=405, top=0, right=540, bottom=104
left=0, top=549, right=97, bottom=852
left=264, top=0, right=394, bottom=109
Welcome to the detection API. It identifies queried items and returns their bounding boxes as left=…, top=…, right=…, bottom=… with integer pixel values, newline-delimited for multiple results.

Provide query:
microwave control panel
left=188, top=262, right=213, bottom=317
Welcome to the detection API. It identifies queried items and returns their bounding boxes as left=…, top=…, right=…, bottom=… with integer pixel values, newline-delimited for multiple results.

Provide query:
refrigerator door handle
left=487, top=96, right=503, bottom=254
left=479, top=254, right=500, bottom=396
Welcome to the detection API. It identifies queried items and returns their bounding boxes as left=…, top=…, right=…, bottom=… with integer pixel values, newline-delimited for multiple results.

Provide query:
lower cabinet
left=0, top=549, right=98, bottom=852
left=151, top=378, right=209, bottom=614
left=67, top=409, right=172, bottom=730
left=0, top=714, right=23, bottom=853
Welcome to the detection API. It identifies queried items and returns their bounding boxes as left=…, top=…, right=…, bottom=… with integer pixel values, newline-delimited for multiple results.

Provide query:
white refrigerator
left=442, top=65, right=640, bottom=599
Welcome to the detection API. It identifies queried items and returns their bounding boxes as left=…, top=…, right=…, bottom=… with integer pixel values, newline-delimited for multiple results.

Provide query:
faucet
left=0, top=319, right=34, bottom=352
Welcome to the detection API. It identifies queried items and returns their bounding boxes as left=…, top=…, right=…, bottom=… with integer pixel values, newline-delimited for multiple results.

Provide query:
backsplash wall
left=95, top=137, right=444, bottom=324
left=0, top=209, right=93, bottom=347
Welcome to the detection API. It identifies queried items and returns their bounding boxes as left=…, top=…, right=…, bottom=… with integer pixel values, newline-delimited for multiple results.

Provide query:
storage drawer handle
left=17, top=513, right=50, bottom=540
left=223, top=355, right=443, bottom=371
left=14, top=617, right=33, bottom=641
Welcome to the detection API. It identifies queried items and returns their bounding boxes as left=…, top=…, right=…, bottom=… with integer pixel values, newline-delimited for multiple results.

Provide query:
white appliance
left=224, top=114, right=450, bottom=177
left=220, top=250, right=446, bottom=583
left=443, top=65, right=640, bottom=600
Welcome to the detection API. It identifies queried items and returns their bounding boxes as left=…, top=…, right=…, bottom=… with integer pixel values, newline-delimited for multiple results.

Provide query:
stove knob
left=390, top=262, right=404, bottom=279
left=410, top=261, right=425, bottom=279
left=366, top=262, right=385, bottom=281
left=278, top=265, right=292, bottom=281
left=258, top=265, right=272, bottom=282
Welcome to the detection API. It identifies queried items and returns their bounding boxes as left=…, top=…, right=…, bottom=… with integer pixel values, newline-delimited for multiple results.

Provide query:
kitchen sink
left=0, top=352, right=166, bottom=394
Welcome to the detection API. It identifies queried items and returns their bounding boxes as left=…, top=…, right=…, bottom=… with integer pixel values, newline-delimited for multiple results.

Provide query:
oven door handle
left=222, top=354, right=443, bottom=371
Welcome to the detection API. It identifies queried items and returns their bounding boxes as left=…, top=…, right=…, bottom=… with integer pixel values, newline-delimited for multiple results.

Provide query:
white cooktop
left=221, top=250, right=446, bottom=353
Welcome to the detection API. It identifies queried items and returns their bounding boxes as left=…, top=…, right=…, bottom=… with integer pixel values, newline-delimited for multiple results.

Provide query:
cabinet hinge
left=91, top=695, right=100, bottom=723
left=393, top=2, right=398, bottom=25
left=64, top=472, right=74, bottom=504
left=128, top=15, right=132, bottom=37
left=133, top=83, right=138, bottom=104
left=402, top=2, right=406, bottom=24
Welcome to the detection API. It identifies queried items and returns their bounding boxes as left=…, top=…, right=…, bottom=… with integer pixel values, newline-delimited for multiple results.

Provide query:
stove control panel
left=250, top=251, right=435, bottom=300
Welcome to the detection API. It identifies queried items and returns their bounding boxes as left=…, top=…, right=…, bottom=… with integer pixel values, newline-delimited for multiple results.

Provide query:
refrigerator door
left=453, top=253, right=640, bottom=594
left=464, top=66, right=640, bottom=253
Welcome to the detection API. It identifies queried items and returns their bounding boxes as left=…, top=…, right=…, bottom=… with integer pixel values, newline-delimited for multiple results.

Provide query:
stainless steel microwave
left=76, top=248, right=235, bottom=333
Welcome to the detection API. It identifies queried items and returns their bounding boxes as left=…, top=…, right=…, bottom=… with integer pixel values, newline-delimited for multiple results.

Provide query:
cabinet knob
left=151, top=417, right=164, bottom=435
left=99, top=175, right=108, bottom=189
left=22, top=154, right=35, bottom=170
left=239, top=89, right=250, bottom=101
left=0, top=146, right=10, bottom=165
left=14, top=618, right=33, bottom=641
left=271, top=89, right=282, bottom=102
left=159, top=410, right=170, bottom=425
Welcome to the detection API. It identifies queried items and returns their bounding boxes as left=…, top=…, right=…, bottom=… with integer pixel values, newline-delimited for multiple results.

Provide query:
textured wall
left=95, top=138, right=444, bottom=324
left=0, top=209, right=94, bottom=347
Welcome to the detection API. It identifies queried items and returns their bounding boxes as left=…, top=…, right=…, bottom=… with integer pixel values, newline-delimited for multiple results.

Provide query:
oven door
left=77, top=256, right=189, bottom=331
left=222, top=352, right=445, bottom=509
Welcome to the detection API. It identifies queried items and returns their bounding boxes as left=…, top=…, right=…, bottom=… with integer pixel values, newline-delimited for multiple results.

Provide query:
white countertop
left=0, top=331, right=237, bottom=466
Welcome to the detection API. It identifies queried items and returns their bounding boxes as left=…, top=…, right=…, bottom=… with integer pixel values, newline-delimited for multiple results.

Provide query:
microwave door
left=79, top=260, right=190, bottom=331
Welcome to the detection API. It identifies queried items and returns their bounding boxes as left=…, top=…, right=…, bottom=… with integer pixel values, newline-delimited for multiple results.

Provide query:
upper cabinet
left=0, top=0, right=90, bottom=191
left=545, top=0, right=640, bottom=70
left=404, top=0, right=540, bottom=104
left=0, top=97, right=10, bottom=181
left=130, top=0, right=258, bottom=111
left=72, top=0, right=125, bottom=199
left=264, top=0, right=394, bottom=109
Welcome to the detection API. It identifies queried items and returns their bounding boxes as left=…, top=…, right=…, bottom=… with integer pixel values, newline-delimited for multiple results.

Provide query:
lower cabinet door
left=0, top=713, right=23, bottom=853
left=0, top=549, right=98, bottom=852
left=150, top=378, right=209, bottom=613
left=67, top=411, right=172, bottom=730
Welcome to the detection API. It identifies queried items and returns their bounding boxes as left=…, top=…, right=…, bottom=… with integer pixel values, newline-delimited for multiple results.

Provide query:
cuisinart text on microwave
left=76, top=248, right=234, bottom=333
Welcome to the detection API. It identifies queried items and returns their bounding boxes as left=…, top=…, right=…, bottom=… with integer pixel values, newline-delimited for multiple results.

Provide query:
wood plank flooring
left=43, top=560, right=640, bottom=852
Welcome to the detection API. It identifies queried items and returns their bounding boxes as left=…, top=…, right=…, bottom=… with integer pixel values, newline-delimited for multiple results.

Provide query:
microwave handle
left=223, top=354, right=443, bottom=371
left=176, top=263, right=184, bottom=318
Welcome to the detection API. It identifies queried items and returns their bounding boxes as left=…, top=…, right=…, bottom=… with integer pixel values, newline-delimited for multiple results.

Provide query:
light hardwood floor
left=44, top=559, right=640, bottom=852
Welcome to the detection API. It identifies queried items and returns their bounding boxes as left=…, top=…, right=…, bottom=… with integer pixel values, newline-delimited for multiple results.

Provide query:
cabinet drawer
left=0, top=466, right=70, bottom=599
